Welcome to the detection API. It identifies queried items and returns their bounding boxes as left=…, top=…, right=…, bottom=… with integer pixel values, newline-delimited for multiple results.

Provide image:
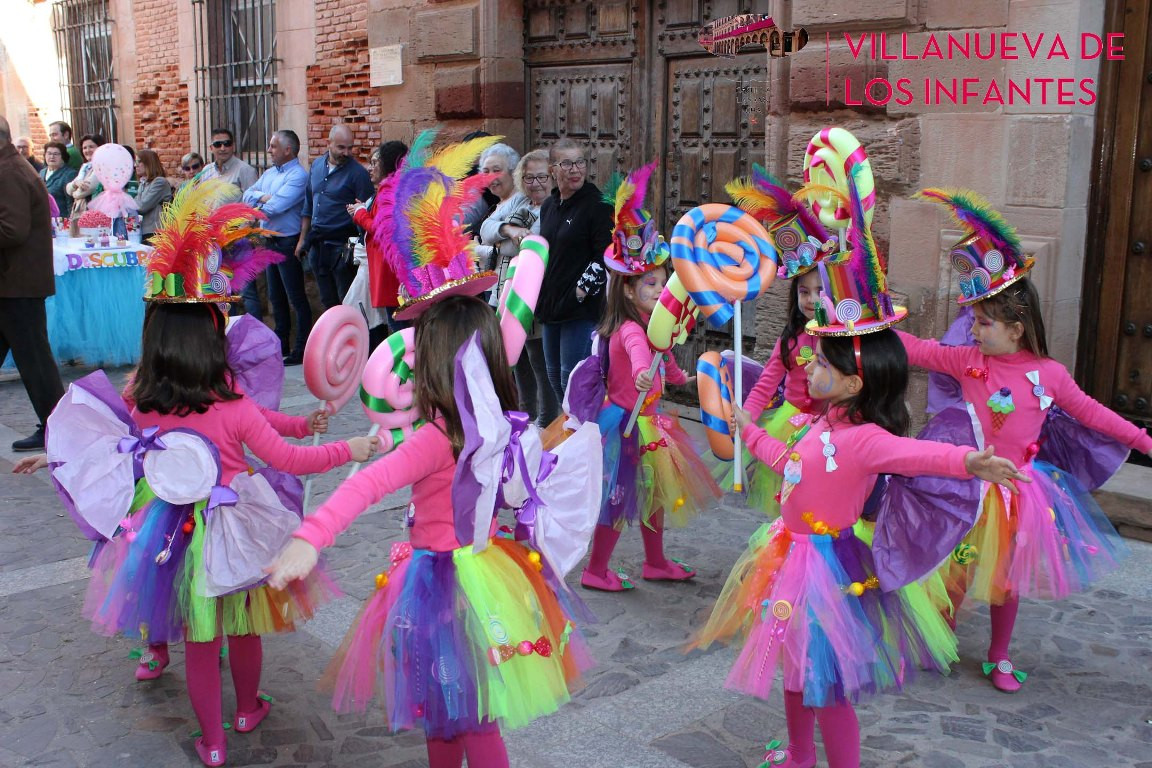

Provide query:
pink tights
left=585, top=511, right=669, bottom=577
left=783, top=690, right=861, bottom=768
left=185, top=634, right=264, bottom=747
left=426, top=724, right=509, bottom=768
left=949, top=585, right=1021, bottom=661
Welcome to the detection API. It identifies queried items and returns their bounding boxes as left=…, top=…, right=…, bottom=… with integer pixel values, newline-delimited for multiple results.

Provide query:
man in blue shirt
left=242, top=129, right=311, bottom=365
left=295, top=123, right=373, bottom=309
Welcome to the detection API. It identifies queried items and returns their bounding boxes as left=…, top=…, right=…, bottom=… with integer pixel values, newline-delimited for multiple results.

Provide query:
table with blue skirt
left=3, top=238, right=151, bottom=369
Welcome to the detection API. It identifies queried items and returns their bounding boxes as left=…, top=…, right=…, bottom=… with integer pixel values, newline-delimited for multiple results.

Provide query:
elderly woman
left=134, top=149, right=173, bottom=244
left=476, top=143, right=525, bottom=295
left=178, top=152, right=204, bottom=188
left=536, top=138, right=613, bottom=403
left=65, top=133, right=106, bottom=217
left=40, top=142, right=78, bottom=218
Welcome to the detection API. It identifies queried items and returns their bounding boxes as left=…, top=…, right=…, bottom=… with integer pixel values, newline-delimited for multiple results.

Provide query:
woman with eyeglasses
left=536, top=139, right=614, bottom=405
left=179, top=152, right=205, bottom=188
left=40, top=142, right=78, bottom=218
left=134, top=149, right=174, bottom=244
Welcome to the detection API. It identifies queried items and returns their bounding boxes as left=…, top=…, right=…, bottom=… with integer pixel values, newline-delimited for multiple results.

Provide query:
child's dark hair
left=132, top=303, right=240, bottom=416
left=596, top=263, right=671, bottom=339
left=820, top=329, right=910, bottom=436
left=976, top=277, right=1048, bottom=357
left=779, top=278, right=809, bottom=371
left=414, top=296, right=518, bottom=456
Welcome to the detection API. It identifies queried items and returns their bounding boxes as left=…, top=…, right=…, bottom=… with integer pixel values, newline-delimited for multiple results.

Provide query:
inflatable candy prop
left=496, top=235, right=549, bottom=365
left=803, top=127, right=875, bottom=235
left=350, top=327, right=425, bottom=478
left=302, top=305, right=369, bottom=507
left=696, top=351, right=736, bottom=460
left=622, top=271, right=699, bottom=438
left=670, top=203, right=777, bottom=490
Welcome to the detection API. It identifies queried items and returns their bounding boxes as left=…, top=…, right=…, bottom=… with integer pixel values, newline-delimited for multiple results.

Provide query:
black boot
left=12, top=426, right=45, bottom=452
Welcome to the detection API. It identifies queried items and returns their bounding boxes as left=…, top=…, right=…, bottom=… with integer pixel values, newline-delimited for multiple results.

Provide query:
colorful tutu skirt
left=598, top=402, right=720, bottom=529
left=324, top=538, right=591, bottom=740
left=84, top=478, right=334, bottom=644
left=692, top=518, right=958, bottom=707
left=944, top=460, right=1127, bottom=604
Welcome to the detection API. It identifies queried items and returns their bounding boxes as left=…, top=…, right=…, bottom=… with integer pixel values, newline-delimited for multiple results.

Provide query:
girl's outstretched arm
left=895, top=329, right=973, bottom=378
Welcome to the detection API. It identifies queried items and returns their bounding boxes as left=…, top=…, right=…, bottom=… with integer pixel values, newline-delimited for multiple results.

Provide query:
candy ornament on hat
left=806, top=165, right=908, bottom=337
left=601, top=161, right=670, bottom=275
left=725, top=164, right=837, bottom=280
left=914, top=188, right=1030, bottom=305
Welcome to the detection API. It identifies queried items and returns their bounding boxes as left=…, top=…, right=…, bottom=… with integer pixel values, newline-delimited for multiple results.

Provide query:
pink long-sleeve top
left=132, top=396, right=351, bottom=484
left=743, top=329, right=817, bottom=420
left=742, top=408, right=974, bottom=534
left=896, top=331, right=1152, bottom=464
left=294, top=419, right=461, bottom=553
left=258, top=405, right=312, bottom=439
left=607, top=319, right=689, bottom=413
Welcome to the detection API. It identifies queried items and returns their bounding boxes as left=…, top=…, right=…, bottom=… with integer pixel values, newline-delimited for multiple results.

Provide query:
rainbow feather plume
left=726, top=165, right=831, bottom=244
left=847, top=164, right=886, bottom=306
left=915, top=187, right=1023, bottom=265
left=794, top=181, right=849, bottom=218
left=428, top=135, right=502, bottom=179
left=405, top=129, right=438, bottom=169
left=148, top=178, right=228, bottom=284
left=603, top=161, right=657, bottom=227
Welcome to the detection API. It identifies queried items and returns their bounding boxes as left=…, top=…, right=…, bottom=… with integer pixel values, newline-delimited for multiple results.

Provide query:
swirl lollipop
left=670, top=203, right=776, bottom=491
left=803, top=127, right=875, bottom=232
left=496, top=235, right=549, bottom=365
left=350, top=327, right=425, bottom=478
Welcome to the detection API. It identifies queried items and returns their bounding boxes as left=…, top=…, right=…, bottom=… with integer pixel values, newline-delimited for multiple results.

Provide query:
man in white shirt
left=200, top=127, right=258, bottom=192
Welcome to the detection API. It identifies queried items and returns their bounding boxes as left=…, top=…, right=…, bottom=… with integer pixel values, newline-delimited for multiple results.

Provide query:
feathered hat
left=601, top=161, right=669, bottom=275
left=144, top=177, right=283, bottom=304
left=726, top=164, right=837, bottom=280
left=914, top=188, right=1030, bottom=305
left=373, top=129, right=502, bottom=320
left=806, top=166, right=907, bottom=336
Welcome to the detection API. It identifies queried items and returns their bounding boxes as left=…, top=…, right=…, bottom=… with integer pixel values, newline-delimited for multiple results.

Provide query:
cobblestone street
left=2, top=363, right=1151, bottom=768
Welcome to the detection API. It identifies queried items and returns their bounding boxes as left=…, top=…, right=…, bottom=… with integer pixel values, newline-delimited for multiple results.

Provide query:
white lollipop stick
left=346, top=424, right=381, bottom=480
left=301, top=397, right=326, bottom=513
left=623, top=355, right=663, bottom=438
left=733, top=300, right=744, bottom=492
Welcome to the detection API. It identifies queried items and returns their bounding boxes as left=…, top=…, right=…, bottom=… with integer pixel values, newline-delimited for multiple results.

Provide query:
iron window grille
left=51, top=0, right=118, bottom=141
left=192, top=0, right=279, bottom=170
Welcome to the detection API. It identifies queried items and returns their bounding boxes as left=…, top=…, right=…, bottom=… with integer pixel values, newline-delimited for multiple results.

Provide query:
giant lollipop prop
left=302, top=306, right=369, bottom=507
left=496, top=235, right=549, bottom=365
left=622, top=271, right=700, bottom=438
left=350, top=327, right=425, bottom=478
left=670, top=203, right=776, bottom=491
left=803, top=127, right=875, bottom=243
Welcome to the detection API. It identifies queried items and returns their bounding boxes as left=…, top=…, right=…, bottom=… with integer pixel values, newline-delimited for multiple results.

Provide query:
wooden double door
left=523, top=0, right=766, bottom=236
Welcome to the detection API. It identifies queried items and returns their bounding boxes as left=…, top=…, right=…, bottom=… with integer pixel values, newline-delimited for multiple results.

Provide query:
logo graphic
left=698, top=14, right=808, bottom=59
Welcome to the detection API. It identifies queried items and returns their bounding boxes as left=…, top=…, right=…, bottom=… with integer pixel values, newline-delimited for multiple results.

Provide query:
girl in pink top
left=903, top=189, right=1147, bottom=694
left=579, top=168, right=721, bottom=592
left=267, top=297, right=591, bottom=768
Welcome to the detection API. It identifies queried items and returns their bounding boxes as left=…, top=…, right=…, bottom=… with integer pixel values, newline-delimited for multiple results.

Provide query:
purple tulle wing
left=925, top=306, right=974, bottom=414
left=720, top=350, right=765, bottom=403
left=563, top=338, right=609, bottom=425
left=873, top=405, right=982, bottom=590
left=226, top=314, right=285, bottom=410
left=1038, top=406, right=1130, bottom=491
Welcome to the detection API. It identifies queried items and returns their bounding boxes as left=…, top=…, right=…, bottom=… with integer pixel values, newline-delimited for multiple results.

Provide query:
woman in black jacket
left=537, top=139, right=613, bottom=404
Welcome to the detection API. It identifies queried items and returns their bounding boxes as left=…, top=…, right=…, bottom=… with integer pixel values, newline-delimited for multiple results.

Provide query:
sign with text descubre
left=64, top=249, right=148, bottom=270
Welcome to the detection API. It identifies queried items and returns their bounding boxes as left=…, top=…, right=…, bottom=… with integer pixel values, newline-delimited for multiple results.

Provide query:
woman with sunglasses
left=179, top=152, right=205, bottom=188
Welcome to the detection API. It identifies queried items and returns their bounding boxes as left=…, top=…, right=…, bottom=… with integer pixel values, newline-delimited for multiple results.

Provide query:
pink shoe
left=760, top=739, right=816, bottom=768
left=132, top=646, right=169, bottom=681
left=983, top=658, right=1027, bottom=693
left=580, top=568, right=635, bottom=592
left=641, top=558, right=696, bottom=582
left=234, top=693, right=272, bottom=733
left=195, top=738, right=226, bottom=767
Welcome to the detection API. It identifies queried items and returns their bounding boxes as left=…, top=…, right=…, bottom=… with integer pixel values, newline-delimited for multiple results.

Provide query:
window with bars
left=193, top=0, right=279, bottom=170
left=51, top=0, right=118, bottom=141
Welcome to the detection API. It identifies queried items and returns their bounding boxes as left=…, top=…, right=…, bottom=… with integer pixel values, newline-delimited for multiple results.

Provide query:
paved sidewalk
left=2, top=362, right=1151, bottom=767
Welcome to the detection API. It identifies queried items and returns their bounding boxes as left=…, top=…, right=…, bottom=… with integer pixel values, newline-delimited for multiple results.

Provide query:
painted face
left=795, top=269, right=822, bottom=320
left=480, top=155, right=514, bottom=200
left=627, top=269, right=667, bottom=316
left=970, top=303, right=1021, bottom=356
left=806, top=340, right=859, bottom=403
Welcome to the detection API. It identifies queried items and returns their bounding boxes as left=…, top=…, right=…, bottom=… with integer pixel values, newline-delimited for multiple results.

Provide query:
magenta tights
left=783, top=690, right=861, bottom=768
left=185, top=635, right=263, bottom=746
left=586, top=512, right=670, bottom=576
left=426, top=725, right=509, bottom=768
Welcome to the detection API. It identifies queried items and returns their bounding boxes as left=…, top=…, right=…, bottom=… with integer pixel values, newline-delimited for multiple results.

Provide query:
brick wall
left=131, top=0, right=189, bottom=176
left=305, top=0, right=380, bottom=162
left=26, top=101, right=49, bottom=154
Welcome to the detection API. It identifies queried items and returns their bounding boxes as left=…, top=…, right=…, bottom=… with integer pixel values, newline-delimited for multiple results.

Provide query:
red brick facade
left=131, top=0, right=189, bottom=174
left=305, top=0, right=380, bottom=161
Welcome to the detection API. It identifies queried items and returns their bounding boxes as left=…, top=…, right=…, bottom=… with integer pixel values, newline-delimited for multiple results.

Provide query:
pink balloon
left=90, top=144, right=134, bottom=193
left=304, top=306, right=369, bottom=414
left=361, top=327, right=422, bottom=432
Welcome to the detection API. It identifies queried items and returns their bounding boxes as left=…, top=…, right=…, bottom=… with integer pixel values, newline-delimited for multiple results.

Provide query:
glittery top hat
left=726, top=164, right=837, bottom=280
left=915, top=188, right=1032, bottom=306
left=602, top=161, right=670, bottom=275
left=374, top=129, right=502, bottom=320
left=807, top=167, right=907, bottom=336
left=144, top=177, right=282, bottom=304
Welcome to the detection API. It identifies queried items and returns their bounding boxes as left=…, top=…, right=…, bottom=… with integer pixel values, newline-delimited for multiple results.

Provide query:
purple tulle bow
left=514, top=448, right=558, bottom=543
left=207, top=485, right=240, bottom=512
left=117, top=426, right=166, bottom=477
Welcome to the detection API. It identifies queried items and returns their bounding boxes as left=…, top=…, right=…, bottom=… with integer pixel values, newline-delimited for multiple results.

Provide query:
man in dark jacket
left=0, top=116, right=67, bottom=451
left=537, top=139, right=614, bottom=403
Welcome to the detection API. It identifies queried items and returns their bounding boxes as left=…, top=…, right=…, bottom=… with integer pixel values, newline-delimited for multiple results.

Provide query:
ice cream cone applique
left=987, top=387, right=1015, bottom=433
